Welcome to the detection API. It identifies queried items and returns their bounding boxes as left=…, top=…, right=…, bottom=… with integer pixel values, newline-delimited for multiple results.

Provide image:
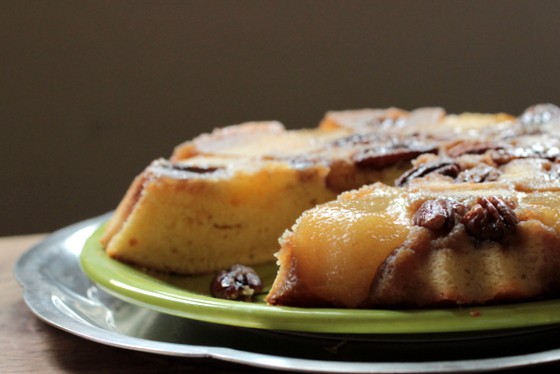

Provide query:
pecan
left=461, top=197, right=518, bottom=241
left=520, top=103, right=560, bottom=126
left=445, top=140, right=502, bottom=158
left=413, top=199, right=459, bottom=231
left=330, top=132, right=440, bottom=169
left=354, top=146, right=435, bottom=169
left=337, top=134, right=439, bottom=169
left=490, top=148, right=537, bottom=165
left=150, top=159, right=223, bottom=177
left=395, top=160, right=460, bottom=186
left=210, top=264, right=263, bottom=301
left=455, top=164, right=502, bottom=183
left=490, top=144, right=560, bottom=165
left=171, top=165, right=221, bottom=174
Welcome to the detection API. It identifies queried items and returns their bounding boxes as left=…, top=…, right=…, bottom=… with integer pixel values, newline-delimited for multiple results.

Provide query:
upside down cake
left=101, top=103, right=560, bottom=308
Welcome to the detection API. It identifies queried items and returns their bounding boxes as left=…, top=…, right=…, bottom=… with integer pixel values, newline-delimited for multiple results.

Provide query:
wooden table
left=0, top=234, right=556, bottom=373
left=0, top=234, right=265, bottom=373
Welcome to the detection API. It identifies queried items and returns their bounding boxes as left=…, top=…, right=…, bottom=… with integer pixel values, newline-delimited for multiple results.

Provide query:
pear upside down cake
left=100, top=103, right=560, bottom=308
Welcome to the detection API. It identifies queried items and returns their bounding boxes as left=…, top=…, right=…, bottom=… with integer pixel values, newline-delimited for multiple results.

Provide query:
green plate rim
left=80, top=224, right=560, bottom=334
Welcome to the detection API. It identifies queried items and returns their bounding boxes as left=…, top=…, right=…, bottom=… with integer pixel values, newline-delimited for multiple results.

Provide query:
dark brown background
left=2, top=0, right=560, bottom=236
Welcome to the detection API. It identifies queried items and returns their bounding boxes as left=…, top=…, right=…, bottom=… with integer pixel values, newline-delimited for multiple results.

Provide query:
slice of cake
left=266, top=182, right=560, bottom=308
left=100, top=157, right=336, bottom=274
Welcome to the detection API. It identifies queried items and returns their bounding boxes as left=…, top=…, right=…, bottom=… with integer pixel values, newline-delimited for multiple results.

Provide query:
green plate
left=81, top=225, right=560, bottom=335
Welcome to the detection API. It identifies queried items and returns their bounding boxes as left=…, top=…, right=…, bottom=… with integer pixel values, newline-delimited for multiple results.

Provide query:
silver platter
left=14, top=214, right=560, bottom=373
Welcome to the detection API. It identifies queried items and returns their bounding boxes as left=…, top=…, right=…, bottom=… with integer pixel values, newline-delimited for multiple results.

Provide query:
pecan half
left=413, top=199, right=459, bottom=231
left=337, top=134, right=438, bottom=169
left=395, top=160, right=460, bottom=186
left=490, top=144, right=560, bottom=165
left=445, top=140, right=502, bottom=158
left=461, top=197, right=518, bottom=241
left=490, top=148, right=537, bottom=165
left=354, top=146, right=435, bottom=169
left=210, top=264, right=263, bottom=301
left=171, top=164, right=221, bottom=174
left=454, top=164, right=502, bottom=183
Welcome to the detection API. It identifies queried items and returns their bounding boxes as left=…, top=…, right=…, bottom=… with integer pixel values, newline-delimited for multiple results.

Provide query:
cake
left=101, top=103, right=560, bottom=308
